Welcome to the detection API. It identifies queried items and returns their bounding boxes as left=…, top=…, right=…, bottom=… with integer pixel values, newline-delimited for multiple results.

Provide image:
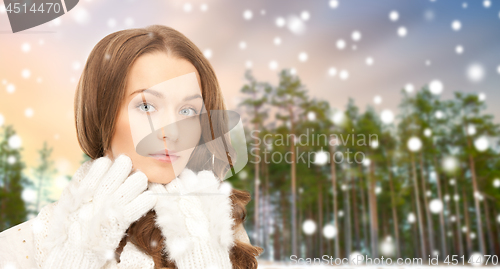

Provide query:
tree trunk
left=253, top=121, right=260, bottom=246
left=351, top=173, right=360, bottom=251
left=344, top=168, right=352, bottom=258
left=462, top=188, right=473, bottom=256
left=359, top=164, right=369, bottom=253
left=419, top=154, right=435, bottom=256
left=329, top=144, right=340, bottom=258
left=453, top=182, right=464, bottom=256
left=433, top=156, right=447, bottom=258
left=465, top=127, right=486, bottom=255
left=483, top=199, right=495, bottom=254
left=290, top=107, right=297, bottom=256
left=387, top=160, right=401, bottom=258
left=368, top=160, right=379, bottom=257
left=411, top=153, right=427, bottom=258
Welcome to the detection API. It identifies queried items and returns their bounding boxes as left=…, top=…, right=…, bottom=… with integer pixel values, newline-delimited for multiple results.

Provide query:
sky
left=0, top=0, right=499, bottom=198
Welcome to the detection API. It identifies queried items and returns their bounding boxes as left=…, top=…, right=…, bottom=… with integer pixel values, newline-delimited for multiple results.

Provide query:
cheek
left=111, top=112, right=135, bottom=156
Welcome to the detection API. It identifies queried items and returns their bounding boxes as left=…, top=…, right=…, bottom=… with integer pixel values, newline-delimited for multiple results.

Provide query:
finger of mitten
left=94, top=154, right=133, bottom=201
left=123, top=190, right=157, bottom=223
left=112, top=171, right=149, bottom=205
left=80, top=156, right=113, bottom=193
left=148, top=182, right=168, bottom=194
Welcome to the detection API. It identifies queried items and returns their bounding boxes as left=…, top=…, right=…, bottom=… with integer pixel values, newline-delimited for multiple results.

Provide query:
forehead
left=126, top=52, right=202, bottom=94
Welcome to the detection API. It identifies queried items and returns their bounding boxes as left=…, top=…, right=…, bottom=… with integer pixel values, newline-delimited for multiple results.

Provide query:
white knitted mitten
left=148, top=168, right=235, bottom=269
left=40, top=154, right=157, bottom=269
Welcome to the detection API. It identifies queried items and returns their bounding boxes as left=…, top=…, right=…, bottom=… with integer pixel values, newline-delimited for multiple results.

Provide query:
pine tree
left=0, top=125, right=29, bottom=231
left=32, top=141, right=56, bottom=212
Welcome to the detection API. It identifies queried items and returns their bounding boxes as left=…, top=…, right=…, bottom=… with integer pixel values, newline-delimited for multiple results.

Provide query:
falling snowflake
left=8, top=134, right=22, bottom=149
left=25, top=108, right=34, bottom=118
left=239, top=41, right=247, bottom=50
left=243, top=60, right=252, bottom=69
left=380, top=109, right=394, bottom=124
left=22, top=188, right=37, bottom=203
left=467, top=124, right=476, bottom=135
left=328, top=67, right=337, bottom=76
left=483, top=0, right=491, bottom=8
left=332, top=111, right=344, bottom=125
left=239, top=170, right=248, bottom=180
left=408, top=212, right=416, bottom=223
left=107, top=18, right=116, bottom=28
left=351, top=31, right=362, bottom=41
left=429, top=79, right=444, bottom=95
left=200, top=3, right=208, bottom=12
left=339, top=69, right=349, bottom=80
left=323, top=224, right=337, bottom=239
left=435, top=110, right=444, bottom=119
left=443, top=157, right=458, bottom=172
left=365, top=57, right=374, bottom=66
left=424, top=128, right=432, bottom=137
left=243, top=10, right=252, bottom=20
left=407, top=137, right=422, bottom=152
left=124, top=17, right=134, bottom=27
left=329, top=0, right=339, bottom=9
left=405, top=83, right=414, bottom=93
left=373, top=95, right=382, bottom=104
left=300, top=11, right=310, bottom=21
left=336, top=39, right=346, bottom=50
left=455, top=45, right=464, bottom=54
left=203, top=49, right=212, bottom=59
left=21, top=69, right=31, bottom=79
left=298, top=52, right=308, bottom=62
left=389, top=11, right=399, bottom=21
left=467, top=63, right=485, bottom=82
left=313, top=150, right=328, bottom=166
left=6, top=83, right=15, bottom=93
left=269, top=60, right=278, bottom=70
left=72, top=6, right=90, bottom=24
left=451, top=20, right=462, bottom=31
left=302, top=219, right=317, bottom=235
left=429, top=199, right=443, bottom=213
left=474, top=136, right=489, bottom=151
left=275, top=17, right=286, bottom=27
left=287, top=15, right=306, bottom=35
left=7, top=155, right=16, bottom=165
left=273, top=37, right=281, bottom=45
left=72, top=61, right=81, bottom=70
left=397, top=26, right=407, bottom=37
left=21, top=42, right=31, bottom=53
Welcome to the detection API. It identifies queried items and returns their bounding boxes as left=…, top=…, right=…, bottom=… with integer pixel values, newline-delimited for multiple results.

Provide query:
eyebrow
left=130, top=89, right=203, bottom=102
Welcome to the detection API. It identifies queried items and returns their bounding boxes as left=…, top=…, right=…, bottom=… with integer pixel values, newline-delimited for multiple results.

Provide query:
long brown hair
left=74, top=24, right=263, bottom=268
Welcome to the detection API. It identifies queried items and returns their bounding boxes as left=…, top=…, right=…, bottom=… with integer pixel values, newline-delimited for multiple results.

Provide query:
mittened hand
left=148, top=169, right=235, bottom=269
left=41, top=155, right=157, bottom=269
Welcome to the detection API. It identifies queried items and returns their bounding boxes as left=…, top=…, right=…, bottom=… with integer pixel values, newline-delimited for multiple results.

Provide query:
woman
left=0, top=24, right=263, bottom=268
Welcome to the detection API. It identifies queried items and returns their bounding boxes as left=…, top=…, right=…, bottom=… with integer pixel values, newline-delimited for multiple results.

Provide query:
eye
left=137, top=102, right=157, bottom=113
left=179, top=107, right=197, bottom=116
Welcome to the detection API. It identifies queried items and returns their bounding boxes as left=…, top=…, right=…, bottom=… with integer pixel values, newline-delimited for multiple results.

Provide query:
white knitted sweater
left=0, top=168, right=250, bottom=269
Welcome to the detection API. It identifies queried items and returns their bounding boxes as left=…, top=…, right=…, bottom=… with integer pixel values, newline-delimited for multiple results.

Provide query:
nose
left=157, top=118, right=179, bottom=142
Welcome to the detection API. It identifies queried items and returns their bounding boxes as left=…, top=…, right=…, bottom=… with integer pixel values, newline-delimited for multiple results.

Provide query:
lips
left=149, top=149, right=179, bottom=163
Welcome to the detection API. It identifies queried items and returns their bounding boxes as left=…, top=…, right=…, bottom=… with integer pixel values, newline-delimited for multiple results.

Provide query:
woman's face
left=106, top=52, right=204, bottom=184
